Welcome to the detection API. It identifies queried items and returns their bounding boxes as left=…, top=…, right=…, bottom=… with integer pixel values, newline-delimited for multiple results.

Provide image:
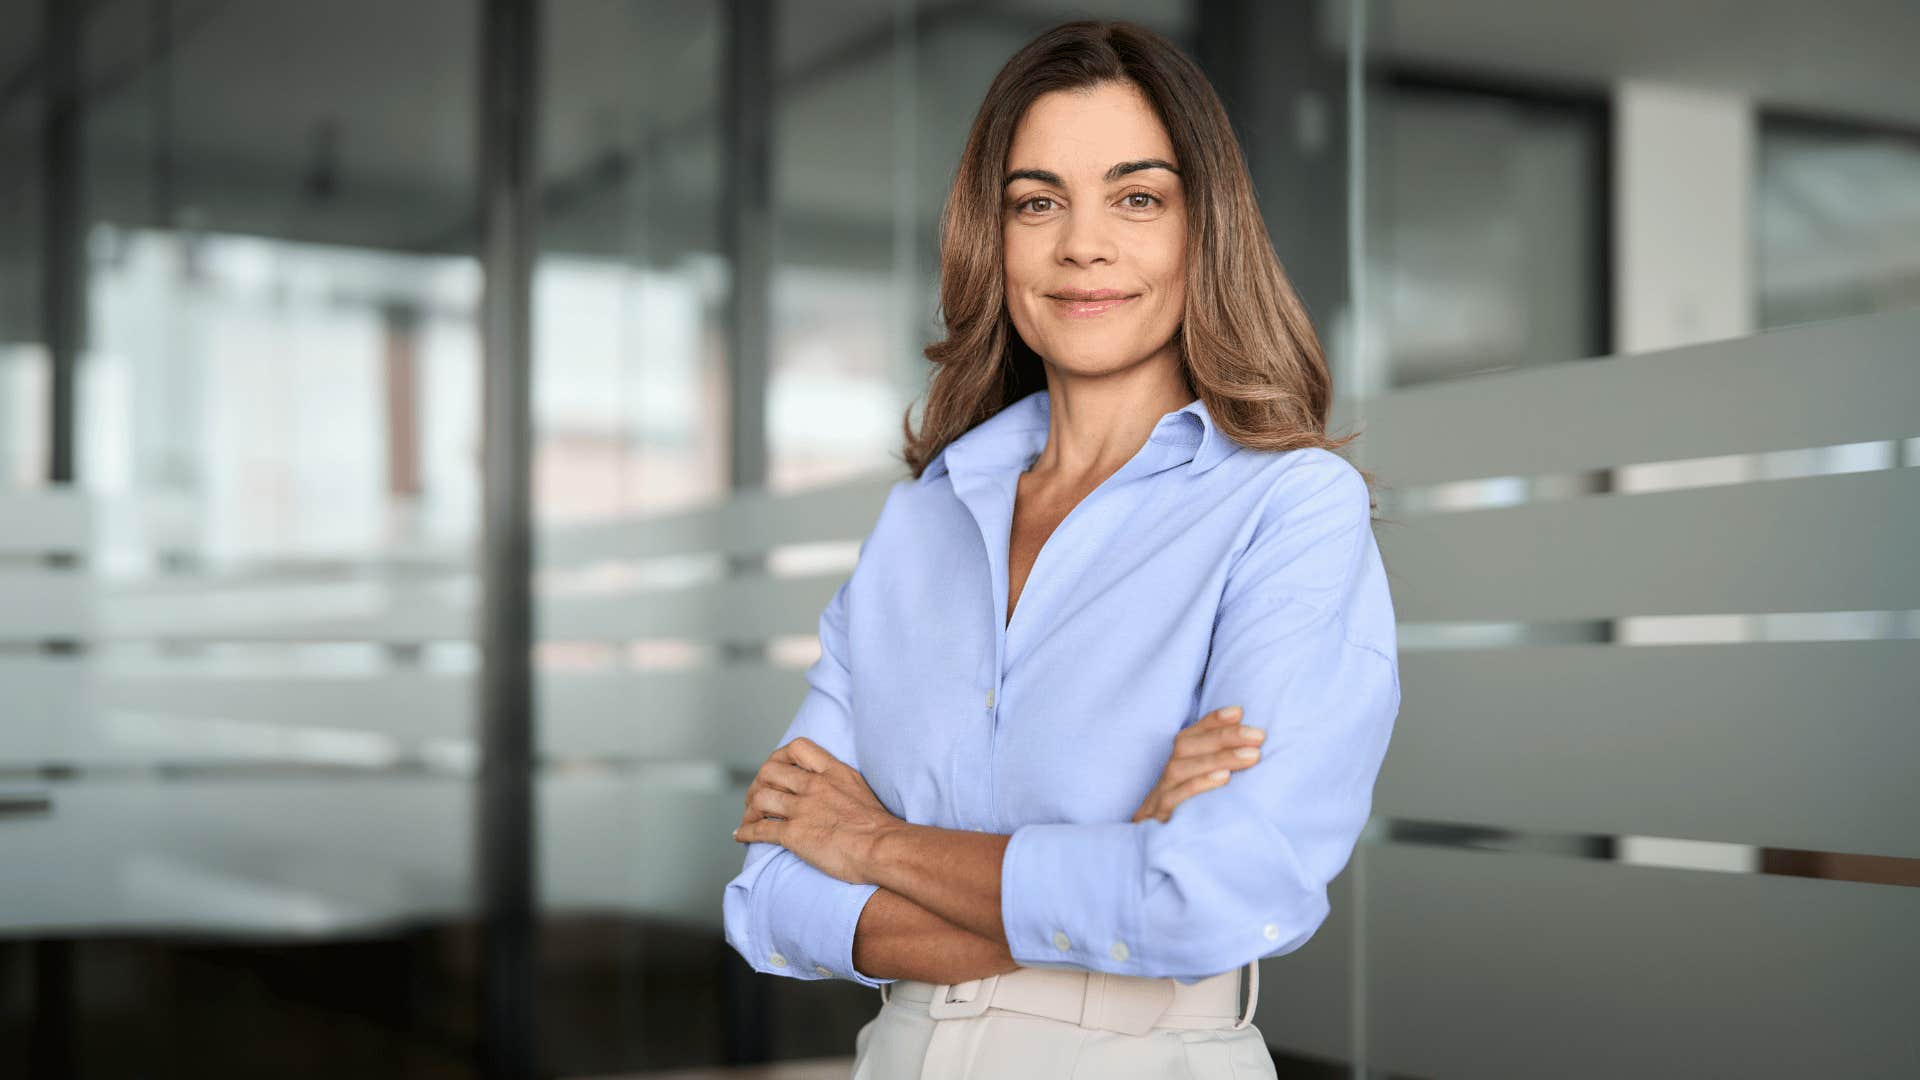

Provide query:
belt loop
left=1076, top=972, right=1106, bottom=1030
left=1231, top=960, right=1260, bottom=1030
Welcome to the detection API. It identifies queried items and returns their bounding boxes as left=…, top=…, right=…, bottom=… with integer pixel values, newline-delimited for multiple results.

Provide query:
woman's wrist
left=853, top=886, right=1016, bottom=985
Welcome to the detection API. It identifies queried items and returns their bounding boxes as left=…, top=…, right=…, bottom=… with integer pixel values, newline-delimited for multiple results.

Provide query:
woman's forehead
left=1008, top=85, right=1175, bottom=168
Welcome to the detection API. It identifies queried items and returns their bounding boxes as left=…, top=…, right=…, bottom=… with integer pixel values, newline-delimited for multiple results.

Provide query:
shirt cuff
left=1000, top=820, right=1146, bottom=974
left=758, top=851, right=893, bottom=987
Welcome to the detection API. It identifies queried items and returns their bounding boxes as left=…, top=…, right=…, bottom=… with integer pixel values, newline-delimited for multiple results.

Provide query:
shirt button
left=1263, top=923, right=1281, bottom=941
left=814, top=964, right=832, bottom=977
left=1052, top=930, right=1071, bottom=951
left=1110, top=940, right=1130, bottom=962
left=985, top=688, right=996, bottom=708
left=768, top=951, right=788, bottom=967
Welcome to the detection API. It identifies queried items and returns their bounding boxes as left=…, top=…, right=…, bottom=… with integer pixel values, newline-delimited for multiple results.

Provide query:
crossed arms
left=721, top=459, right=1399, bottom=986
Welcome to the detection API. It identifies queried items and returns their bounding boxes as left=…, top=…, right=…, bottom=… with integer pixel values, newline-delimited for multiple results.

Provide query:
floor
left=581, top=1059, right=854, bottom=1080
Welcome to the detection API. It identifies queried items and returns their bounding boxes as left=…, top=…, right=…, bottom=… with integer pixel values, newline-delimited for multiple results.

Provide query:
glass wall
left=527, top=4, right=733, bottom=1075
left=2, top=0, right=484, bottom=1075
left=0, top=0, right=46, bottom=488
left=1336, top=1, right=1918, bottom=1075
left=1351, top=0, right=1920, bottom=386
left=4, top=0, right=1912, bottom=1076
left=523, top=2, right=1201, bottom=1072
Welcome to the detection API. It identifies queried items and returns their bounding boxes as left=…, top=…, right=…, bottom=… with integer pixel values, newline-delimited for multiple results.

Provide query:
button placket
left=948, top=466, right=1014, bottom=834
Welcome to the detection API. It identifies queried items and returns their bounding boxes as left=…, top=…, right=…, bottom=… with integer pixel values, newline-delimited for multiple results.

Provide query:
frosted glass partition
left=0, top=474, right=897, bottom=932
left=1255, top=308, right=1920, bottom=1075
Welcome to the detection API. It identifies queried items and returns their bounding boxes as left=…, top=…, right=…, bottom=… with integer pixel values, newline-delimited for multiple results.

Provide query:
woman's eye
left=1015, top=192, right=1160, bottom=215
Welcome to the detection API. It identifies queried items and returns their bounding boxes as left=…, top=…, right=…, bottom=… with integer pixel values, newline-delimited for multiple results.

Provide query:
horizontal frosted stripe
left=0, top=567, right=92, bottom=637
left=1365, top=842, right=1920, bottom=1078
left=1381, top=640, right=1919, bottom=860
left=0, top=657, right=808, bottom=770
left=539, top=571, right=834, bottom=641
left=1380, top=468, right=1920, bottom=621
left=0, top=490, right=91, bottom=553
left=91, top=569, right=844, bottom=643
left=538, top=473, right=892, bottom=567
left=537, top=665, right=804, bottom=764
left=96, top=576, right=475, bottom=642
left=0, top=777, right=743, bottom=933
left=540, top=777, right=742, bottom=923
left=0, top=473, right=887, bottom=580
left=1335, top=306, right=1920, bottom=485
left=0, top=777, right=475, bottom=935
left=1380, top=640, right=1920, bottom=859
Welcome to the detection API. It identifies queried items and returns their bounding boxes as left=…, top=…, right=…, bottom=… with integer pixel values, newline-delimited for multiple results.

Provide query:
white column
left=1614, top=80, right=1755, bottom=355
left=1611, top=82, right=1761, bottom=872
left=1612, top=82, right=1760, bottom=643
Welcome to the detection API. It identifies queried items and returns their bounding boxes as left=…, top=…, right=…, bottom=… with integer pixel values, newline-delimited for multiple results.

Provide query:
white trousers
left=849, top=964, right=1278, bottom=1079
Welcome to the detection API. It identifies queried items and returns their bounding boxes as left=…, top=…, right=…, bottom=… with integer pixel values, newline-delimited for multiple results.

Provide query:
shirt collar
left=918, top=388, right=1234, bottom=486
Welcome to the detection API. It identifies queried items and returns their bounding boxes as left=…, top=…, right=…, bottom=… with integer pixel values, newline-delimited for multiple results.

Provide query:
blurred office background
left=1, top=0, right=1915, bottom=1077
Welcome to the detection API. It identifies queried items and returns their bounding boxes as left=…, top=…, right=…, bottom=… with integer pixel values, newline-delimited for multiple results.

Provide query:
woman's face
left=1002, top=80, right=1187, bottom=378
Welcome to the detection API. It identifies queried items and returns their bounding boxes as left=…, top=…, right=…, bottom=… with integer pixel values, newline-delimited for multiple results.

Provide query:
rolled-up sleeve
left=999, top=454, right=1400, bottom=983
left=722, top=574, right=896, bottom=988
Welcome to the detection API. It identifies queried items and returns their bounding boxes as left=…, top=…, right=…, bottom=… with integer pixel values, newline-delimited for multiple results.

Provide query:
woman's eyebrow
left=1002, top=158, right=1182, bottom=188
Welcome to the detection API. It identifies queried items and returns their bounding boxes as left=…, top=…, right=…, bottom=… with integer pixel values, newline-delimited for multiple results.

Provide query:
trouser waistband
left=879, top=960, right=1258, bottom=1035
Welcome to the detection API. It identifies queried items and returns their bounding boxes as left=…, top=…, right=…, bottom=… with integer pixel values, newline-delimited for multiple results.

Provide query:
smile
left=1048, top=294, right=1140, bottom=318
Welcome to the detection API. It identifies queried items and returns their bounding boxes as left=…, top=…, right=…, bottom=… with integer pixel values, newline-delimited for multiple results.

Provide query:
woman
left=724, top=19, right=1399, bottom=1079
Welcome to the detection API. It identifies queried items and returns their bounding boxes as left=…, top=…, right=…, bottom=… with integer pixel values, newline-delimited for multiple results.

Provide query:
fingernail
left=731, top=828, right=739, bottom=839
left=1240, top=726, right=1264, bottom=742
left=1208, top=769, right=1229, bottom=781
left=1223, top=706, right=1243, bottom=719
left=1234, top=747, right=1260, bottom=759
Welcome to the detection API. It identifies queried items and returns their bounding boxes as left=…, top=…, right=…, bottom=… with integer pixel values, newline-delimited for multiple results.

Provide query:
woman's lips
left=1049, top=293, right=1140, bottom=318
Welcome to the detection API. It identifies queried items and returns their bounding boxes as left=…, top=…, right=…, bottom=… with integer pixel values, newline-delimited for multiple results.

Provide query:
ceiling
left=0, top=0, right=1913, bottom=261
left=1326, top=0, right=1920, bottom=129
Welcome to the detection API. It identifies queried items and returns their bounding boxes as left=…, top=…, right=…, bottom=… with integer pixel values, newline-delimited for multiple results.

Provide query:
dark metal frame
left=1196, top=0, right=1351, bottom=330
left=475, top=0, right=540, bottom=1076
left=723, top=0, right=774, bottom=495
left=32, top=2, right=81, bottom=1073
left=43, top=0, right=80, bottom=486
left=717, top=0, right=778, bottom=1062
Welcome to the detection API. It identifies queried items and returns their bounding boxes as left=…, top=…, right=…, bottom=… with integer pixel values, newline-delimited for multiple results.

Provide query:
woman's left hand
left=732, top=737, right=903, bottom=885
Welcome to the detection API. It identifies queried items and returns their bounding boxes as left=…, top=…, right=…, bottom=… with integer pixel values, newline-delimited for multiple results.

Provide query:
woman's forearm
left=861, top=823, right=1011, bottom=947
left=852, top=886, right=1021, bottom=985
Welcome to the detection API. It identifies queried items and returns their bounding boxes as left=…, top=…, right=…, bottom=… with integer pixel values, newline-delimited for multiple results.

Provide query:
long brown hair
left=899, top=19, right=1375, bottom=503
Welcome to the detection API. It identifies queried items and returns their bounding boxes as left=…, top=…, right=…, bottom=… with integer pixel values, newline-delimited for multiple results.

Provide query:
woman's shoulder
left=1227, top=445, right=1373, bottom=531
left=1216, top=447, right=1392, bottom=644
left=849, top=474, right=948, bottom=563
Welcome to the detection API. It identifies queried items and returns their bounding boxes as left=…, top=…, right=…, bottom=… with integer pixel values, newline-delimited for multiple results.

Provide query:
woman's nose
left=1057, top=210, right=1118, bottom=266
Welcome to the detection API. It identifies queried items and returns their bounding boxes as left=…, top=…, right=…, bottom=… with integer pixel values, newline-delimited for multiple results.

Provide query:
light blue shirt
left=723, top=387, right=1400, bottom=987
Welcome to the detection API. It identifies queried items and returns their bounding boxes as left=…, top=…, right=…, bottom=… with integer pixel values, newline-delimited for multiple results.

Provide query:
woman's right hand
left=1130, top=705, right=1265, bottom=824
